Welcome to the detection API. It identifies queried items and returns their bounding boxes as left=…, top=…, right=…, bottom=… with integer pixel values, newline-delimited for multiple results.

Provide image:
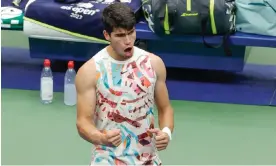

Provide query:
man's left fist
left=148, top=128, right=170, bottom=151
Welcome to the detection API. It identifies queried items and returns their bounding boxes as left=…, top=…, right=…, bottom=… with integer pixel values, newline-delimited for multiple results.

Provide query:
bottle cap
left=44, top=59, right=51, bottom=67
left=68, top=61, right=74, bottom=69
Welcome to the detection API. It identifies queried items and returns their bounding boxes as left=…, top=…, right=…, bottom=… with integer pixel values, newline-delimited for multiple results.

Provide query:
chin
left=124, top=54, right=133, bottom=57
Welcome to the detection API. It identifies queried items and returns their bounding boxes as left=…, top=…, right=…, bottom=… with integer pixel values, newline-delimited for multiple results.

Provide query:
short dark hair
left=102, top=2, right=136, bottom=34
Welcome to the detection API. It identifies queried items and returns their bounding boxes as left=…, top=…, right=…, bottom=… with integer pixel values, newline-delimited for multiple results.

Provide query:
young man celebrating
left=76, top=2, right=174, bottom=165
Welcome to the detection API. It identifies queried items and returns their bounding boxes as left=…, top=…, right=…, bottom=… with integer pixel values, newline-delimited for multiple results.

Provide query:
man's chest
left=96, top=60, right=156, bottom=99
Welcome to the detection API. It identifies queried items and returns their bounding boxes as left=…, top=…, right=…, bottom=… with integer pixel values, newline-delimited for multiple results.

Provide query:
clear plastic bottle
left=40, top=59, right=53, bottom=104
left=64, top=61, right=77, bottom=106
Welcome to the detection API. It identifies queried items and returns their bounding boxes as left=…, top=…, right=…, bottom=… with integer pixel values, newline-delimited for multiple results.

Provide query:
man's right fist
left=104, top=129, right=122, bottom=147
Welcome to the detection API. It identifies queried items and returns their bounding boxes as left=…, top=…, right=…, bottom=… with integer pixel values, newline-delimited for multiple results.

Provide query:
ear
left=103, top=30, right=111, bottom=41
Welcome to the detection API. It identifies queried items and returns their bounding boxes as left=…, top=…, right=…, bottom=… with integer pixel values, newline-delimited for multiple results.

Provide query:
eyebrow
left=114, top=29, right=135, bottom=36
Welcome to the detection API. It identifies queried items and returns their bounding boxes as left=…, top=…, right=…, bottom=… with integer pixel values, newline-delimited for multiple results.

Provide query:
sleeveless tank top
left=90, top=46, right=162, bottom=166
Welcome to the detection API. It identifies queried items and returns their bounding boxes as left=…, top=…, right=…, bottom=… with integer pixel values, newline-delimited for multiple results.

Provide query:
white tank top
left=90, top=46, right=162, bottom=165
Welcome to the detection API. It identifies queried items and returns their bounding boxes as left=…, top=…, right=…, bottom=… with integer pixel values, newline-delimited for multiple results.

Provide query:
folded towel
left=24, top=0, right=142, bottom=41
left=1, top=6, right=24, bottom=29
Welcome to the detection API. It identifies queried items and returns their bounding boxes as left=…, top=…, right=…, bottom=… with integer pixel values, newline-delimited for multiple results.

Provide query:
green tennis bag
left=142, top=0, right=236, bottom=35
left=142, top=0, right=237, bottom=55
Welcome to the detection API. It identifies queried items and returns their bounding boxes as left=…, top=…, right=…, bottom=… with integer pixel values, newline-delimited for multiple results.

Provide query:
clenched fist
left=103, top=129, right=122, bottom=147
left=148, top=128, right=170, bottom=151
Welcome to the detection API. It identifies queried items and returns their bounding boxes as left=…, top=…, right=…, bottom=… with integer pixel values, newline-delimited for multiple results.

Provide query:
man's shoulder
left=143, top=51, right=165, bottom=77
left=75, top=58, right=98, bottom=88
left=75, top=60, right=95, bottom=90
left=141, top=50, right=163, bottom=67
left=135, top=46, right=160, bottom=62
left=77, top=58, right=96, bottom=76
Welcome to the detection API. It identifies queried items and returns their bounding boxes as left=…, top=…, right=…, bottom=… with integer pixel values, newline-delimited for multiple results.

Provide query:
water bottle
left=40, top=59, right=53, bottom=104
left=64, top=61, right=77, bottom=106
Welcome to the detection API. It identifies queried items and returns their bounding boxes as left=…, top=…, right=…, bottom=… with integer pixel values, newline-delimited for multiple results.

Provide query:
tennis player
left=76, top=2, right=174, bottom=165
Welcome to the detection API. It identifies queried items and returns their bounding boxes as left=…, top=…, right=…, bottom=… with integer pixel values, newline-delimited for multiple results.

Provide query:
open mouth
left=124, top=47, right=132, bottom=53
left=124, top=47, right=133, bottom=57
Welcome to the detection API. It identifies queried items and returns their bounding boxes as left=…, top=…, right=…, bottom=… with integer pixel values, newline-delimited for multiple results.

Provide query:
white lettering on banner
left=91, top=0, right=115, bottom=4
left=91, top=0, right=132, bottom=5
left=120, top=0, right=131, bottom=2
left=60, top=0, right=133, bottom=20
left=60, top=2, right=100, bottom=20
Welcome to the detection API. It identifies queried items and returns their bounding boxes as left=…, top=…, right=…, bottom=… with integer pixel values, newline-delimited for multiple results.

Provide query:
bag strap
left=157, top=0, right=176, bottom=35
left=156, top=0, right=232, bottom=56
left=264, top=0, right=276, bottom=12
left=200, top=15, right=232, bottom=56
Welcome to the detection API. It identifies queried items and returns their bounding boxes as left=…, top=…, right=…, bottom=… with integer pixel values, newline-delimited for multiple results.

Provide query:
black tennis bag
left=142, top=0, right=237, bottom=55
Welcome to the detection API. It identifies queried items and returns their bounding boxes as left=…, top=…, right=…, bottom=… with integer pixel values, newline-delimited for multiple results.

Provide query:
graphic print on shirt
left=91, top=47, right=162, bottom=166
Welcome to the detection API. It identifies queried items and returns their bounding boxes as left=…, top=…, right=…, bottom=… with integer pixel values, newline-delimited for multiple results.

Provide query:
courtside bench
left=2, top=21, right=275, bottom=106
left=28, top=21, right=276, bottom=72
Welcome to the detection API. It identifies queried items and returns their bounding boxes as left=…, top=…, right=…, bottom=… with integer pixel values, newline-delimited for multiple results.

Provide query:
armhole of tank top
left=147, top=53, right=158, bottom=81
left=91, top=55, right=100, bottom=87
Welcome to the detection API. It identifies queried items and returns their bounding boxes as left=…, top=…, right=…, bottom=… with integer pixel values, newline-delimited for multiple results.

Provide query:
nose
left=125, top=35, right=131, bottom=45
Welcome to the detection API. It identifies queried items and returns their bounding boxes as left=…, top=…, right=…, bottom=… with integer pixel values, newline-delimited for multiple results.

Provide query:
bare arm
left=75, top=59, right=106, bottom=145
left=150, top=54, right=174, bottom=133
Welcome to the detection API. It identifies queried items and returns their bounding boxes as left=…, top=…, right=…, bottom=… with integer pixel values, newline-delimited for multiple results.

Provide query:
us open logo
left=60, top=2, right=100, bottom=20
